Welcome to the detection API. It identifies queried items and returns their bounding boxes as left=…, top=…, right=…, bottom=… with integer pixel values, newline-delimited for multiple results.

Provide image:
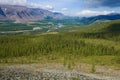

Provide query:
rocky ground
left=0, top=64, right=120, bottom=80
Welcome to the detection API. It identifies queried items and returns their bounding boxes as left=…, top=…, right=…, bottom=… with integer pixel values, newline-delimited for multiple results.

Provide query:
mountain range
left=0, top=5, right=120, bottom=23
left=0, top=5, right=65, bottom=22
left=80, top=13, right=120, bottom=24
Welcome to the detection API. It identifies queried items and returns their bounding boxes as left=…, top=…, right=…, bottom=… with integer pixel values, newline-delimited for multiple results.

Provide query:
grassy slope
left=0, top=20, right=120, bottom=68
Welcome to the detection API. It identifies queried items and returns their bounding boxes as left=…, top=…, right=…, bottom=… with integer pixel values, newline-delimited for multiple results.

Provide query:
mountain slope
left=80, top=13, right=120, bottom=24
left=0, top=5, right=64, bottom=22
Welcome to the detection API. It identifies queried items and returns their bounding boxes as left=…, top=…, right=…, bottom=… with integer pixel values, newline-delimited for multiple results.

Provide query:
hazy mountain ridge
left=0, top=5, right=65, bottom=22
left=80, top=13, right=120, bottom=24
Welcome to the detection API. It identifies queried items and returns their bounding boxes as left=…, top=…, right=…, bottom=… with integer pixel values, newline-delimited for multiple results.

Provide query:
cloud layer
left=85, top=0, right=120, bottom=7
left=77, top=10, right=115, bottom=16
left=0, top=0, right=26, bottom=5
left=61, top=8, right=68, bottom=11
left=0, top=0, right=54, bottom=10
left=0, top=0, right=120, bottom=16
left=28, top=3, right=54, bottom=10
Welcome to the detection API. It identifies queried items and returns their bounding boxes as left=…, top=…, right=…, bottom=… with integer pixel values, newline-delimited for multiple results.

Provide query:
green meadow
left=0, top=20, right=120, bottom=68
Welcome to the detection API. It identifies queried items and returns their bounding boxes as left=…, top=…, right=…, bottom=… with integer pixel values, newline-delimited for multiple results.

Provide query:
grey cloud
left=85, top=0, right=120, bottom=8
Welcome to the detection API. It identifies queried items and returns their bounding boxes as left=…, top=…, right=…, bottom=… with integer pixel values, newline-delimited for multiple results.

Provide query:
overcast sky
left=0, top=0, right=120, bottom=16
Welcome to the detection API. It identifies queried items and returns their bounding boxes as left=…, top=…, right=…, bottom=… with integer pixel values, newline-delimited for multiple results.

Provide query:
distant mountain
left=0, top=5, right=65, bottom=22
left=80, top=13, right=120, bottom=24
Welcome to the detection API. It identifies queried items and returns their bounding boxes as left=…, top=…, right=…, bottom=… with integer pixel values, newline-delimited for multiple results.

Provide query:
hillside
left=74, top=20, right=120, bottom=40
left=80, top=13, right=120, bottom=24
left=0, top=20, right=120, bottom=63
left=0, top=20, right=120, bottom=80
